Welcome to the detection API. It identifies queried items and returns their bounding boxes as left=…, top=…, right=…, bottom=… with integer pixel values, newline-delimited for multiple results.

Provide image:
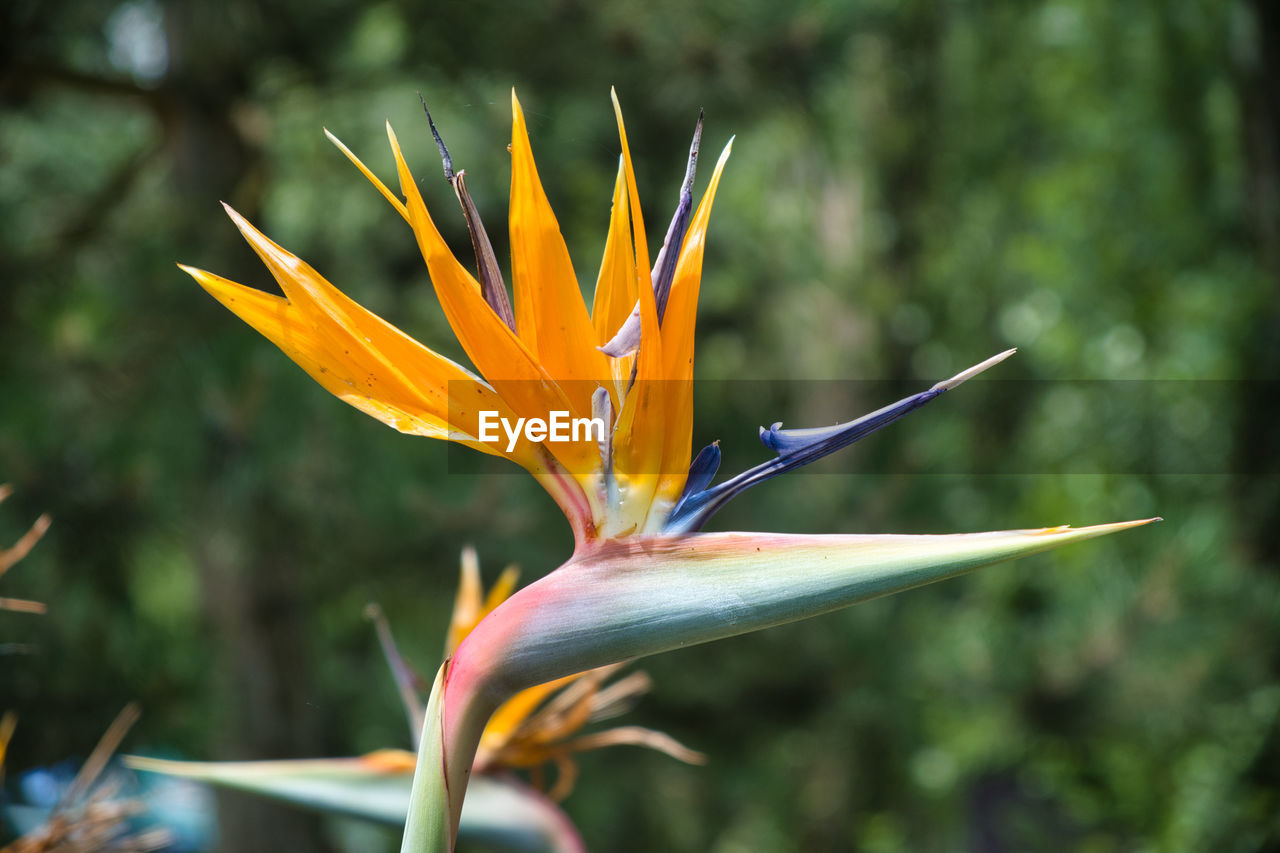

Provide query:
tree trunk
left=165, top=5, right=334, bottom=851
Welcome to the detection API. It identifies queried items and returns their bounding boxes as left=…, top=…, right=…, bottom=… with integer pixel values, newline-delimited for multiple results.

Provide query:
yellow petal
left=509, top=91, right=608, bottom=412
left=655, top=138, right=733, bottom=508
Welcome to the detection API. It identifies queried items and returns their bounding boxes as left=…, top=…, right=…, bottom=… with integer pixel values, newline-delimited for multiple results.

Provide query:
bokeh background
left=2, top=0, right=1278, bottom=850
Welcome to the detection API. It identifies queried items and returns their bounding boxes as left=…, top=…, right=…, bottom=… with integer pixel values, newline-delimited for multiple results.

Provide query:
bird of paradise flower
left=179, top=89, right=1157, bottom=851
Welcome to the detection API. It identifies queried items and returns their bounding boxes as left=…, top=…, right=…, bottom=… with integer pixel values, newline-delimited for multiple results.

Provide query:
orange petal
left=446, top=546, right=485, bottom=655
left=608, top=89, right=652, bottom=299
left=591, top=161, right=637, bottom=345
left=609, top=89, right=665, bottom=530
left=384, top=124, right=598, bottom=478
left=481, top=675, right=582, bottom=747
left=590, top=159, right=640, bottom=401
left=359, top=749, right=418, bottom=773
left=447, top=553, right=522, bottom=655
left=0, top=713, right=15, bottom=768
left=325, top=129, right=409, bottom=223
left=193, top=261, right=600, bottom=539
left=655, top=138, right=733, bottom=507
left=183, top=261, right=507, bottom=457
left=509, top=91, right=608, bottom=411
left=480, top=564, right=521, bottom=616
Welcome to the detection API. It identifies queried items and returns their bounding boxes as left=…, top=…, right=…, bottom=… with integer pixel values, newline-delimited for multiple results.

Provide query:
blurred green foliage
left=2, top=0, right=1277, bottom=850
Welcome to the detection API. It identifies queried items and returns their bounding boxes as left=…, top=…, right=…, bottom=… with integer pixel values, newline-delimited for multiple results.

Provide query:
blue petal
left=670, top=440, right=721, bottom=520
left=664, top=350, right=1015, bottom=533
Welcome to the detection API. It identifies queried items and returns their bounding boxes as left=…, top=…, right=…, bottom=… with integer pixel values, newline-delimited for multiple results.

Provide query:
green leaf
left=125, top=752, right=415, bottom=827
left=127, top=682, right=583, bottom=852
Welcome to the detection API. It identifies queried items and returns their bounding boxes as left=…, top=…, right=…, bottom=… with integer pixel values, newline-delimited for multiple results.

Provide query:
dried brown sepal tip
left=0, top=484, right=50, bottom=616
left=419, top=94, right=517, bottom=331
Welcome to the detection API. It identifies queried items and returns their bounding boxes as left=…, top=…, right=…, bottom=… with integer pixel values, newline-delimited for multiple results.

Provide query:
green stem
left=399, top=664, right=450, bottom=852
left=400, top=660, right=501, bottom=852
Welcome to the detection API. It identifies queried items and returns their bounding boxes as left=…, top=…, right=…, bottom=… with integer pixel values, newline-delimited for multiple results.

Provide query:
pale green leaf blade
left=124, top=752, right=415, bottom=826
left=126, top=748, right=583, bottom=851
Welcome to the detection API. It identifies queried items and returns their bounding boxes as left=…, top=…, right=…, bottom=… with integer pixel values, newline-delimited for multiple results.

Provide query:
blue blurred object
left=2, top=757, right=216, bottom=851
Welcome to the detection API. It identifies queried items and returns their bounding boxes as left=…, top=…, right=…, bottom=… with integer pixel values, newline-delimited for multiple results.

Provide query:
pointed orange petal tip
left=610, top=88, right=624, bottom=126
left=176, top=263, right=223, bottom=291
left=359, top=749, right=417, bottom=773
left=220, top=201, right=251, bottom=232
left=220, top=203, right=301, bottom=273
left=324, top=127, right=408, bottom=220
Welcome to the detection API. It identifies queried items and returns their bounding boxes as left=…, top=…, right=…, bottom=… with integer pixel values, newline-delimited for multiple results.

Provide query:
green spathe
left=414, top=520, right=1158, bottom=849
left=459, top=522, right=1160, bottom=693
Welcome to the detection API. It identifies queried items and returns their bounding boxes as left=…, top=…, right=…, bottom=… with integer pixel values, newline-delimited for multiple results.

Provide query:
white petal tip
left=933, top=348, right=1017, bottom=391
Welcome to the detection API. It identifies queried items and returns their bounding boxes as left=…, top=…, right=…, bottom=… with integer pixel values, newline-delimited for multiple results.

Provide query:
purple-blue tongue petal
left=664, top=350, right=1016, bottom=533
left=671, top=440, right=721, bottom=519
